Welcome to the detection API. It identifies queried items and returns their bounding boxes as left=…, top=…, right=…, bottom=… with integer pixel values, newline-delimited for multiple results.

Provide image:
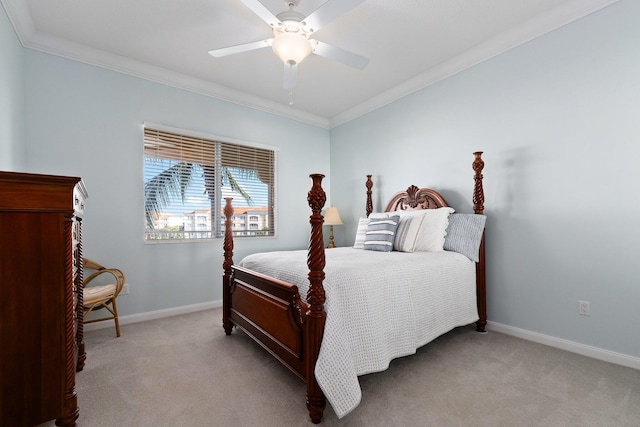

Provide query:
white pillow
left=356, top=208, right=454, bottom=252
left=393, top=214, right=426, bottom=252
left=414, top=207, right=455, bottom=252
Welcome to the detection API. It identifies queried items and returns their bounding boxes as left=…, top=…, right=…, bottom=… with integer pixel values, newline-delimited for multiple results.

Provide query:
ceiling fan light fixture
left=272, top=32, right=312, bottom=65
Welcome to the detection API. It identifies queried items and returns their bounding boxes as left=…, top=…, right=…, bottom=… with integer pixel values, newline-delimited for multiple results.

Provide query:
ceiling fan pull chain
left=288, top=89, right=295, bottom=106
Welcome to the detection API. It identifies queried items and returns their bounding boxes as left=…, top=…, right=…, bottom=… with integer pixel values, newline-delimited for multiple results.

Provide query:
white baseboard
left=488, top=321, right=640, bottom=371
left=83, top=300, right=222, bottom=332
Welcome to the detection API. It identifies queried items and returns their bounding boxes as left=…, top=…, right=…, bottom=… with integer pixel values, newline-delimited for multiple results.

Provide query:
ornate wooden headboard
left=364, top=151, right=485, bottom=217
left=384, top=186, right=449, bottom=212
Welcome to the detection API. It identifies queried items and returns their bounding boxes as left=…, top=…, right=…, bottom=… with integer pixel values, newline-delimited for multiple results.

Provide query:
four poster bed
left=222, top=152, right=486, bottom=423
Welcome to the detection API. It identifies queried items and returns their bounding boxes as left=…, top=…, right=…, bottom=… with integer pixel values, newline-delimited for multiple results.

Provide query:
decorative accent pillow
left=363, top=215, right=400, bottom=252
left=414, top=207, right=455, bottom=252
left=353, top=213, right=389, bottom=249
left=444, top=214, right=486, bottom=262
left=393, top=214, right=426, bottom=252
left=353, top=217, right=370, bottom=249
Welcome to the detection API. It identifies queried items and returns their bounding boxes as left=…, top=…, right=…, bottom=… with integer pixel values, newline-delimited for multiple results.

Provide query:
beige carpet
left=40, top=308, right=640, bottom=426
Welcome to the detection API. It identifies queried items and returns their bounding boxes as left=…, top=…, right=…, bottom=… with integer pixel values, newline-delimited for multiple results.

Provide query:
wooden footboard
left=222, top=174, right=327, bottom=424
left=228, top=266, right=308, bottom=379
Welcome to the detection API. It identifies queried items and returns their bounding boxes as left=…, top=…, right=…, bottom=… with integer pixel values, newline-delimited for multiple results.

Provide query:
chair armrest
left=83, top=257, right=105, bottom=271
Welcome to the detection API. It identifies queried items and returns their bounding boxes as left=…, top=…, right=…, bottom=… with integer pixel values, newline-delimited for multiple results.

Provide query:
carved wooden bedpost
left=305, top=174, right=327, bottom=424
left=472, top=152, right=487, bottom=333
left=222, top=197, right=234, bottom=335
left=365, top=174, right=373, bottom=218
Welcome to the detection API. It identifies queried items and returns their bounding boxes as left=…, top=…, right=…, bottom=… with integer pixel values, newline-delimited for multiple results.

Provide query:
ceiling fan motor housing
left=275, top=10, right=308, bottom=34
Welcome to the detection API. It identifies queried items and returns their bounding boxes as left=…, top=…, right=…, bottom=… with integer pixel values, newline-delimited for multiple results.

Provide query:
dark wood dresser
left=0, top=171, right=87, bottom=427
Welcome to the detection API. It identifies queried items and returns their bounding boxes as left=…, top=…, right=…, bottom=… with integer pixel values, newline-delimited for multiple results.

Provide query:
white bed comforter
left=239, top=247, right=478, bottom=418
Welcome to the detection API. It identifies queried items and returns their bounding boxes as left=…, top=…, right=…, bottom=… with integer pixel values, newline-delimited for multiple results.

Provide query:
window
left=143, top=125, right=277, bottom=242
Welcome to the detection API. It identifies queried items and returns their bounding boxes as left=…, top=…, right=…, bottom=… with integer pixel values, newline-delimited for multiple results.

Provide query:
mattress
left=239, top=247, right=478, bottom=418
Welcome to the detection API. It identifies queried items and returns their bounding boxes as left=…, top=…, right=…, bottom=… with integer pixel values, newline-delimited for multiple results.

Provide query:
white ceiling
left=3, top=0, right=618, bottom=128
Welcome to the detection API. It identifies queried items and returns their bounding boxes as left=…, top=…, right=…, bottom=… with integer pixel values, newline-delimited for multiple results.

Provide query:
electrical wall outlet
left=578, top=300, right=590, bottom=316
left=121, top=283, right=130, bottom=295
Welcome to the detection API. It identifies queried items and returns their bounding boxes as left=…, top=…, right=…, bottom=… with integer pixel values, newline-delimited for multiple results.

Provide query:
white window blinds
left=143, top=126, right=277, bottom=241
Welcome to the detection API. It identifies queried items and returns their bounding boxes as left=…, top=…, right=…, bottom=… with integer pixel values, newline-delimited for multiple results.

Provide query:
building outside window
left=143, top=124, right=277, bottom=242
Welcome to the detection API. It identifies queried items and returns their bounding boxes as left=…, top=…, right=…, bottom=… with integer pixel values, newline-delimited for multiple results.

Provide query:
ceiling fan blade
left=239, top=0, right=281, bottom=28
left=313, top=40, right=369, bottom=70
left=208, top=39, right=272, bottom=58
left=283, top=62, right=298, bottom=89
left=303, top=0, right=366, bottom=33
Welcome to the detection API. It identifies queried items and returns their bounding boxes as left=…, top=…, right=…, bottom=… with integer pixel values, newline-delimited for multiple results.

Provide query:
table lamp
left=324, top=206, right=343, bottom=248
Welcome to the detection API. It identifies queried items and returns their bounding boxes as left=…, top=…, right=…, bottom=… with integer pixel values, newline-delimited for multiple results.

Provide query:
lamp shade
left=272, top=32, right=312, bottom=65
left=324, top=206, right=343, bottom=226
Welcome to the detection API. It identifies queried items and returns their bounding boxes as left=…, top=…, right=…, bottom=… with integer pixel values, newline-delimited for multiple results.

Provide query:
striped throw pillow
left=353, top=213, right=389, bottom=248
left=353, top=217, right=370, bottom=249
left=364, top=215, right=400, bottom=252
left=393, top=214, right=426, bottom=252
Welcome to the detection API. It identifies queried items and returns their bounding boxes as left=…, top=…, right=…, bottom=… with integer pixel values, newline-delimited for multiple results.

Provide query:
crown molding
left=1, top=0, right=34, bottom=44
left=23, top=31, right=330, bottom=129
left=4, top=0, right=619, bottom=130
left=2, top=0, right=330, bottom=129
left=329, top=0, right=621, bottom=128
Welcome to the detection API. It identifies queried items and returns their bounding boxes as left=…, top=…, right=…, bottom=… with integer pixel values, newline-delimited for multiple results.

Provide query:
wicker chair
left=83, top=258, right=125, bottom=337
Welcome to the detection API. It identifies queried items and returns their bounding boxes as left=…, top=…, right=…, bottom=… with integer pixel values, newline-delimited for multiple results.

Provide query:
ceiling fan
left=208, top=0, right=369, bottom=89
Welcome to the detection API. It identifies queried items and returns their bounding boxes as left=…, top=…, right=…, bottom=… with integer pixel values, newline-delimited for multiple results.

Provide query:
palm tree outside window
left=143, top=125, right=277, bottom=242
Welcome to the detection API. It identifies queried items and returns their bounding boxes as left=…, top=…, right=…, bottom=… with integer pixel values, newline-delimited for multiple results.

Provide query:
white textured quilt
left=239, top=247, right=478, bottom=418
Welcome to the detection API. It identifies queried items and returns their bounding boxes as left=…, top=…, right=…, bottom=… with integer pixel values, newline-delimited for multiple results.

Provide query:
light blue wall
left=8, top=0, right=639, bottom=360
left=331, top=1, right=640, bottom=358
left=23, top=50, right=330, bottom=316
left=0, top=4, right=25, bottom=170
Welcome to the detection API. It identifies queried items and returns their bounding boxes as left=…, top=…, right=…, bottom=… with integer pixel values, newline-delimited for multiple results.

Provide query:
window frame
left=143, top=122, right=278, bottom=243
